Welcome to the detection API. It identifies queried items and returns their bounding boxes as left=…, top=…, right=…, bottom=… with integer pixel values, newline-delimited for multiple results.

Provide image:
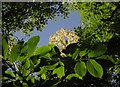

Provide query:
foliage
left=74, top=2, right=120, bottom=74
left=73, top=2, right=120, bottom=86
left=2, top=35, right=116, bottom=87
left=2, top=2, right=120, bottom=87
left=74, top=2, right=120, bottom=44
left=2, top=2, right=70, bottom=35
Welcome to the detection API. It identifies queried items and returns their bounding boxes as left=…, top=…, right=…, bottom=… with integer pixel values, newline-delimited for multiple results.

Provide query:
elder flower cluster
left=49, top=28, right=79, bottom=50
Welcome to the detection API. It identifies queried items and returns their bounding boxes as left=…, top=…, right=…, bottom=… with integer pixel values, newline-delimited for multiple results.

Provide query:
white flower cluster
left=49, top=28, right=79, bottom=50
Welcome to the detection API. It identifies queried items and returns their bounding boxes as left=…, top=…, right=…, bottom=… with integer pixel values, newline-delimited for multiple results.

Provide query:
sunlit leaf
left=66, top=74, right=82, bottom=80
left=38, top=67, right=47, bottom=75
left=52, top=66, right=65, bottom=78
left=79, top=49, right=88, bottom=57
left=5, top=70, right=15, bottom=77
left=35, top=59, right=41, bottom=68
left=41, top=73, right=46, bottom=80
left=87, top=59, right=103, bottom=78
left=23, top=58, right=30, bottom=69
left=34, top=46, right=51, bottom=56
left=45, top=62, right=59, bottom=70
left=25, top=36, right=40, bottom=56
left=72, top=48, right=80, bottom=60
left=74, top=61, right=87, bottom=77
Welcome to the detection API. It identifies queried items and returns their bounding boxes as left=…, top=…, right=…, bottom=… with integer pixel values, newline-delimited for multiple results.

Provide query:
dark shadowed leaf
left=9, top=44, right=20, bottom=62
left=88, top=44, right=107, bottom=57
left=2, top=36, right=8, bottom=59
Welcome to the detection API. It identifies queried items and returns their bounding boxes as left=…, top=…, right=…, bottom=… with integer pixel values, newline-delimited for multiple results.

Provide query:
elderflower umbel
left=49, top=28, right=79, bottom=50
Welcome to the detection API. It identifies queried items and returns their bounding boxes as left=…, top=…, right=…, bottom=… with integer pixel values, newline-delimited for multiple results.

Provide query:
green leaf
left=34, top=46, right=51, bottom=56
left=79, top=49, right=87, bottom=57
left=22, top=69, right=29, bottom=76
left=25, top=36, right=40, bottom=56
left=41, top=53, right=51, bottom=59
left=48, top=43, right=55, bottom=48
left=87, top=59, right=103, bottom=78
left=5, top=70, right=15, bottom=77
left=38, top=67, right=47, bottom=75
left=66, top=74, right=82, bottom=80
left=2, top=77, right=9, bottom=81
left=23, top=82, right=28, bottom=87
left=26, top=76, right=35, bottom=83
left=17, top=56, right=26, bottom=62
left=59, top=61, right=64, bottom=66
left=35, top=59, right=41, bottom=68
left=74, top=61, right=87, bottom=77
left=41, top=73, right=46, bottom=80
left=72, top=48, right=80, bottom=60
left=88, top=45, right=107, bottom=57
left=45, top=62, right=59, bottom=70
left=2, top=36, right=8, bottom=59
left=9, top=44, right=20, bottom=62
left=52, top=66, right=65, bottom=78
left=38, top=67, right=47, bottom=80
left=23, top=58, right=30, bottom=69
left=97, top=55, right=115, bottom=64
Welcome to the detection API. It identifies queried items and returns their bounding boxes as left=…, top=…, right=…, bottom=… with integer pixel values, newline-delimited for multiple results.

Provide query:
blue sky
left=14, top=10, right=81, bottom=46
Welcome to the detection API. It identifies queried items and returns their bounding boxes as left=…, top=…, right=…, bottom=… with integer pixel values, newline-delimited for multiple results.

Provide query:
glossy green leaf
left=87, top=59, right=103, bottom=78
left=52, top=66, right=65, bottom=78
left=23, top=58, right=30, bottom=69
left=34, top=46, right=51, bottom=56
left=2, top=36, right=8, bottom=59
left=88, top=45, right=107, bottom=57
left=74, top=61, right=87, bottom=77
left=66, top=74, right=82, bottom=80
left=9, top=44, right=20, bottom=62
left=5, top=70, right=15, bottom=77
left=25, top=36, right=40, bottom=56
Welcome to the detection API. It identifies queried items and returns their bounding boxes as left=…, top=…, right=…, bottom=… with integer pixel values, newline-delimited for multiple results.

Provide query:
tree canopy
left=2, top=2, right=70, bottom=35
